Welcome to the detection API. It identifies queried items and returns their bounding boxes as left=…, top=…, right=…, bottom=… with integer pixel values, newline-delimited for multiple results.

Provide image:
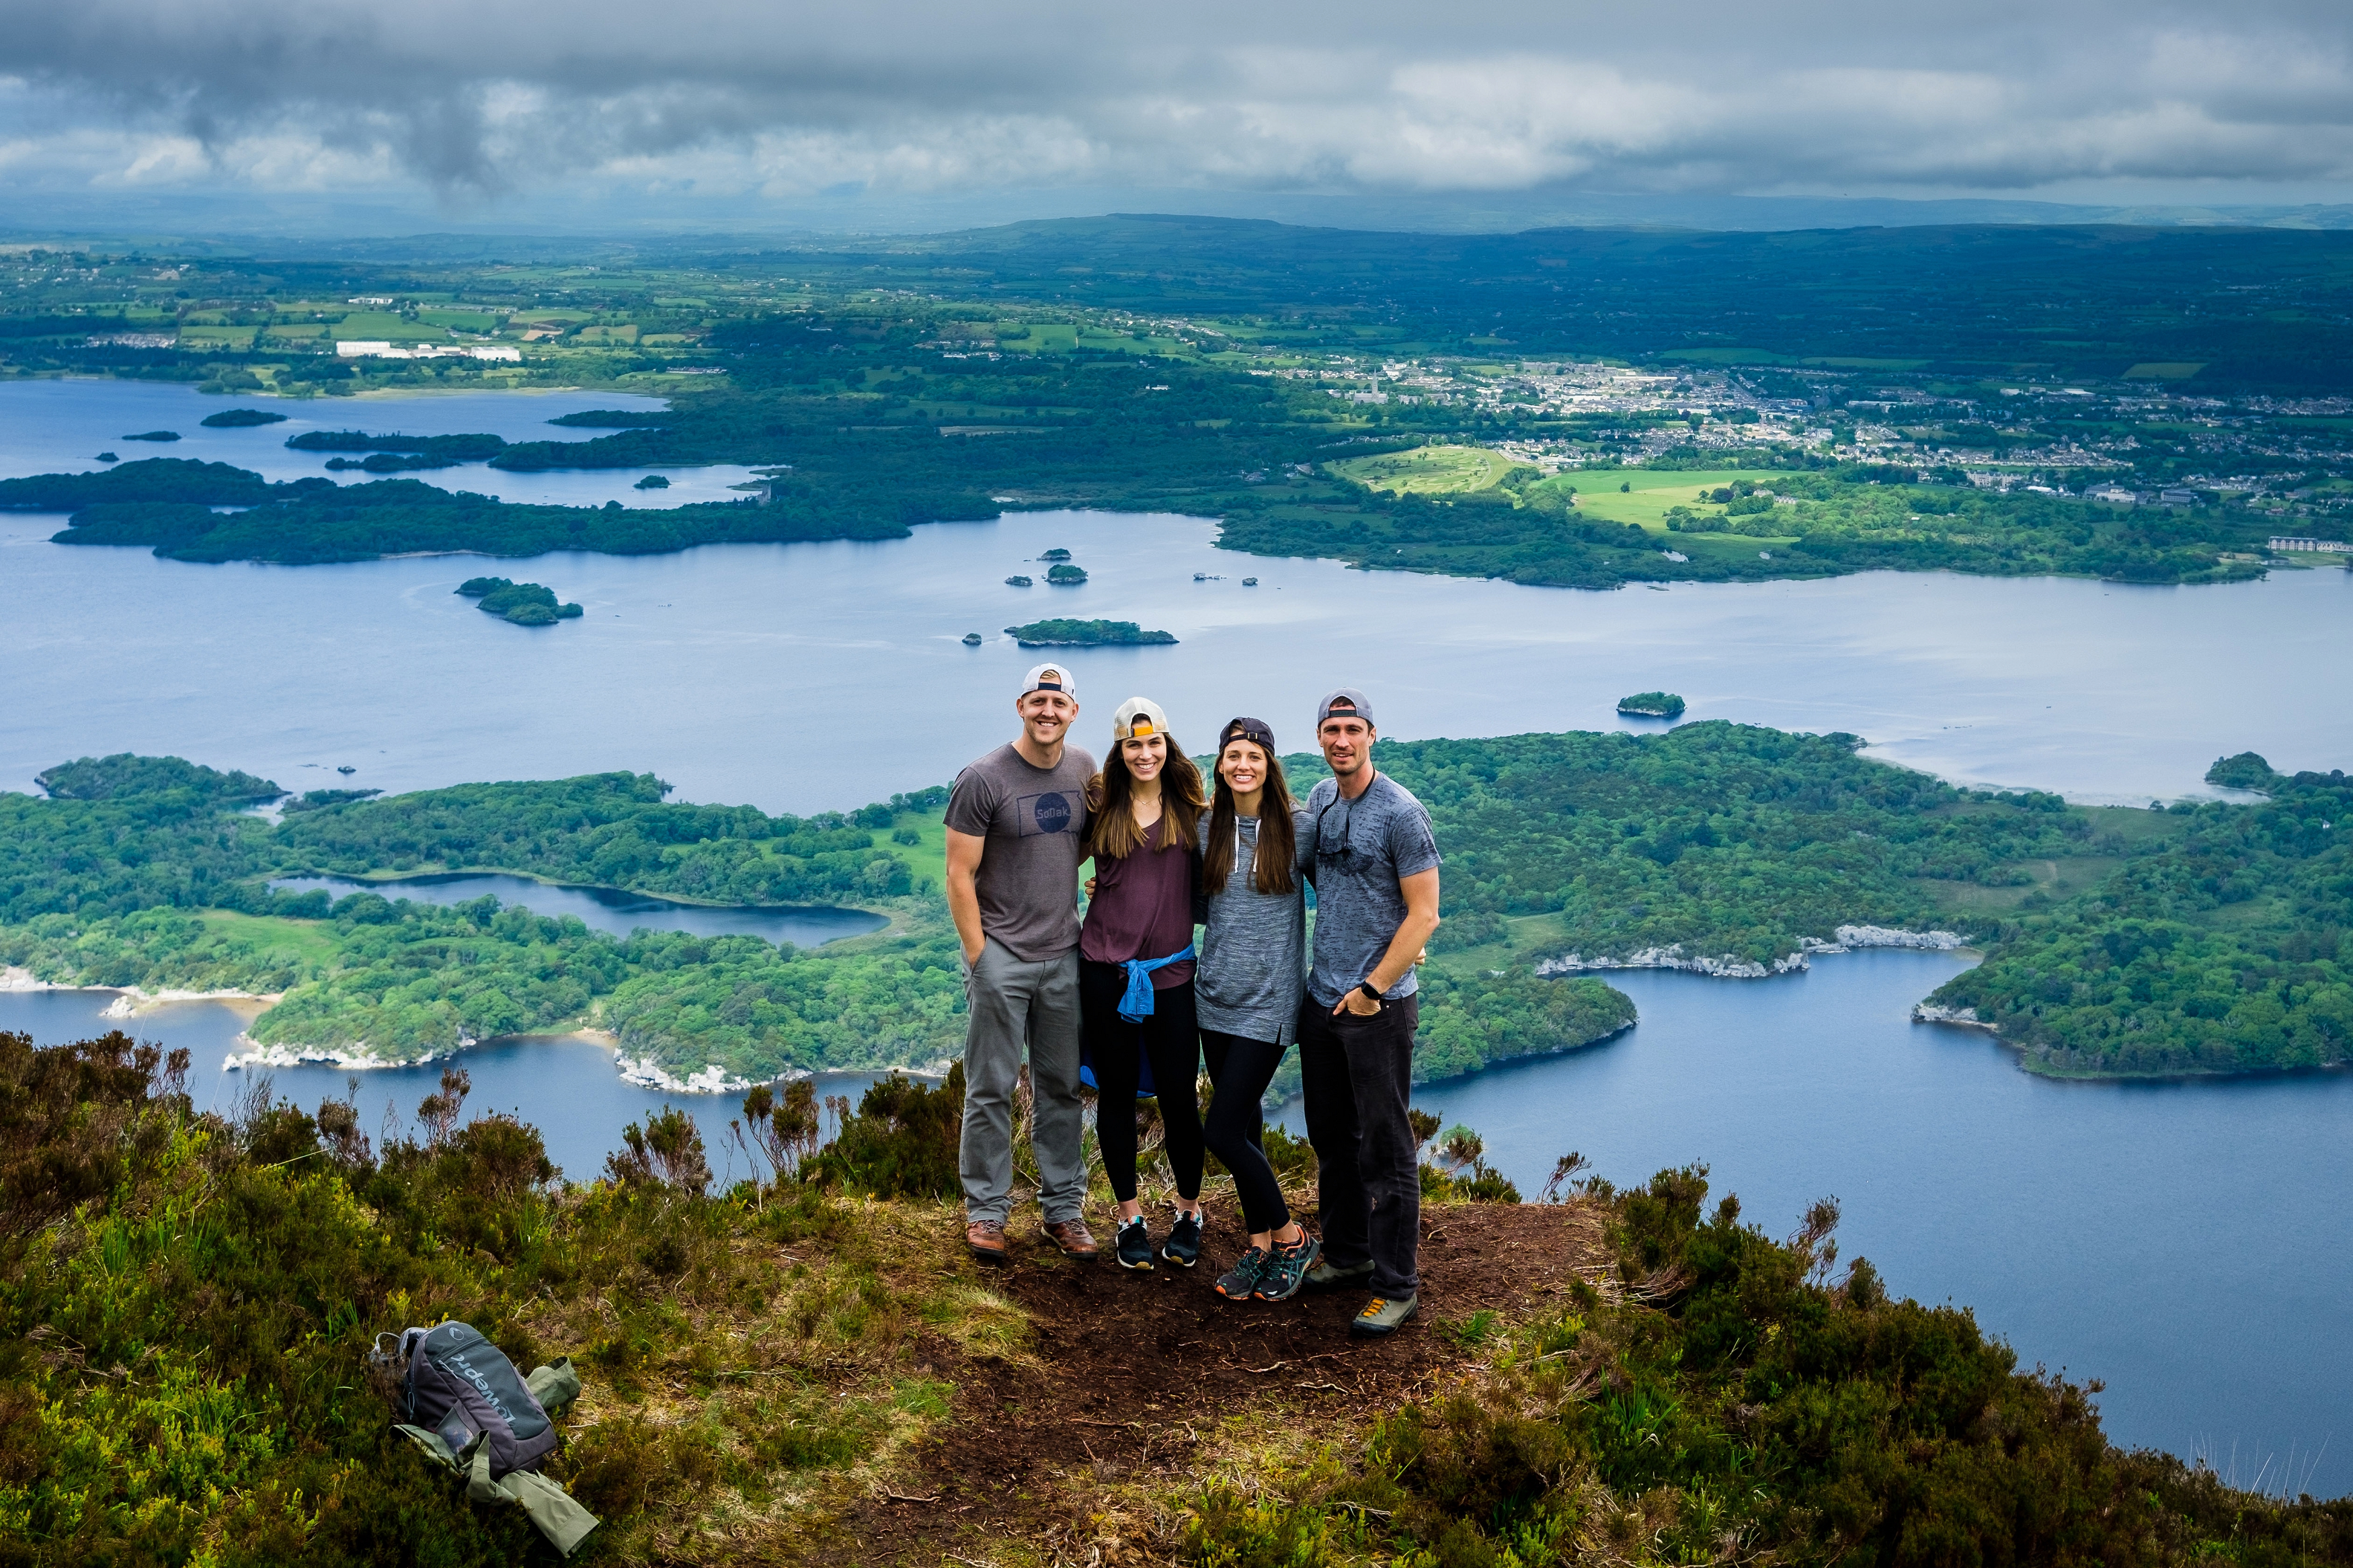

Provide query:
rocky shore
left=1536, top=924, right=1970, bottom=980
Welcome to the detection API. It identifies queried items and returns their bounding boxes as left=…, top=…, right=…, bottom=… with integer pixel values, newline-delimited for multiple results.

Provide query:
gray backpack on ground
left=381, top=1321, right=563, bottom=1478
left=374, top=1322, right=598, bottom=1555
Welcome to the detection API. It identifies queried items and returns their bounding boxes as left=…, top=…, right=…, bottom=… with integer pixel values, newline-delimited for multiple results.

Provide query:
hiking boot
left=1303, top=1256, right=1374, bottom=1292
left=1215, top=1246, right=1270, bottom=1301
left=1161, top=1209, right=1203, bottom=1270
left=1351, top=1293, right=1419, bottom=1337
left=1042, top=1218, right=1099, bottom=1260
left=1253, top=1232, right=1323, bottom=1303
left=965, top=1219, right=1008, bottom=1264
left=1113, top=1216, right=1154, bottom=1271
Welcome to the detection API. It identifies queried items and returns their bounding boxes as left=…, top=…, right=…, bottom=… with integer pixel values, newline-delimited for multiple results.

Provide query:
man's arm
left=1337, top=866, right=1440, bottom=1014
left=945, top=828, right=988, bottom=966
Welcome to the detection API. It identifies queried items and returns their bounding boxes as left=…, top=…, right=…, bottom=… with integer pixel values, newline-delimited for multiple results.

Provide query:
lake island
left=1002, top=618, right=1177, bottom=648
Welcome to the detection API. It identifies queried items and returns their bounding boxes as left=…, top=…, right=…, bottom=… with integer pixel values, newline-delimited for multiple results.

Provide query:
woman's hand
left=1083, top=875, right=1097, bottom=898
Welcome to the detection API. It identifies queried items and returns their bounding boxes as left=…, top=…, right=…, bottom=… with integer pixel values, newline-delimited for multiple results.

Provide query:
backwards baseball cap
left=1111, top=696, right=1170, bottom=742
left=1219, top=716, right=1277, bottom=752
left=1316, top=688, right=1374, bottom=727
left=1021, top=663, right=1077, bottom=700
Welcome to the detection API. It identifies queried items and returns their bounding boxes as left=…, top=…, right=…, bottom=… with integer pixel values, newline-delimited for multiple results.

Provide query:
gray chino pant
left=959, top=937, right=1088, bottom=1226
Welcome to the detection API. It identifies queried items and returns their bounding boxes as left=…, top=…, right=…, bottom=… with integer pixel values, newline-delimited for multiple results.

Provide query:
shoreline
left=1, top=968, right=280, bottom=1016
left=1535, top=923, right=1973, bottom=981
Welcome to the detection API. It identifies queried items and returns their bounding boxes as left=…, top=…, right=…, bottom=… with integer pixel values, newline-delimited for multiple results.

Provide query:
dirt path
left=848, top=1200, right=1608, bottom=1561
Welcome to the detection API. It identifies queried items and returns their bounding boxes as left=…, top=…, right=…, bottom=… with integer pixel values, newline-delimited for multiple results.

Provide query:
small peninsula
left=199, top=409, right=288, bottom=428
left=1618, top=690, right=1687, bottom=717
left=290, top=430, right=508, bottom=471
left=1002, top=618, right=1176, bottom=648
left=458, top=576, right=585, bottom=626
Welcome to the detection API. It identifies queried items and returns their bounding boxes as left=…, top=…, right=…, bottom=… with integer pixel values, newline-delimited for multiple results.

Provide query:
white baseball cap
left=1111, top=696, right=1170, bottom=742
left=1021, top=663, right=1077, bottom=699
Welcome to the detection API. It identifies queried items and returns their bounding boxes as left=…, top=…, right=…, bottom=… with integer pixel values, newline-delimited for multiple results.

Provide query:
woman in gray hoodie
left=1195, top=716, right=1323, bottom=1302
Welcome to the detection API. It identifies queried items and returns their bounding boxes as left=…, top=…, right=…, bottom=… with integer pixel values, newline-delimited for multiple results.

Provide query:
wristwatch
left=1357, top=979, right=1384, bottom=1005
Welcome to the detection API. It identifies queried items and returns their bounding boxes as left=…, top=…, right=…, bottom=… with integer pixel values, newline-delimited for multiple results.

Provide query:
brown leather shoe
left=966, top=1219, right=1007, bottom=1264
left=1041, top=1218, right=1099, bottom=1259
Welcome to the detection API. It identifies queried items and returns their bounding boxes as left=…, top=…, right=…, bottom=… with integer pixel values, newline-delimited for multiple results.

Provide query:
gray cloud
left=2, top=0, right=2350, bottom=205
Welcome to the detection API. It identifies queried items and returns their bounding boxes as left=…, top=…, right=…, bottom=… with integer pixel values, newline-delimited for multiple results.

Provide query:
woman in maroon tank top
left=1081, top=696, right=1207, bottom=1271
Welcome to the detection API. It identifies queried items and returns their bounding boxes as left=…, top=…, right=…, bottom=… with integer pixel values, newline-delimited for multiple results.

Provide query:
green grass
left=329, top=313, right=440, bottom=341
left=871, top=806, right=948, bottom=894
left=193, top=910, right=344, bottom=969
left=996, top=322, right=1078, bottom=353
left=1563, top=469, right=1786, bottom=530
left=1330, top=444, right=1523, bottom=495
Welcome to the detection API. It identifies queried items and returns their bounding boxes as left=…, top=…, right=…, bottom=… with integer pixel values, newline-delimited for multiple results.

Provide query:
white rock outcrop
left=1537, top=925, right=1972, bottom=980
left=615, top=1054, right=752, bottom=1094
left=1833, top=925, right=1968, bottom=950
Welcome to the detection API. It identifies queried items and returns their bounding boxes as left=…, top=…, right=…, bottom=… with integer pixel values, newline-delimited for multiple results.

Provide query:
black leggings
left=1201, top=1029, right=1290, bottom=1237
left=1079, top=961, right=1203, bottom=1204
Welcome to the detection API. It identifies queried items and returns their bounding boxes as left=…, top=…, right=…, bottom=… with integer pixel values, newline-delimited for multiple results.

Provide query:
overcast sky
left=3, top=0, right=2350, bottom=224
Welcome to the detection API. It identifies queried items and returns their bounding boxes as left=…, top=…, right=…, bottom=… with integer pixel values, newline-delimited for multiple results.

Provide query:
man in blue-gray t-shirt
left=1297, top=688, right=1441, bottom=1336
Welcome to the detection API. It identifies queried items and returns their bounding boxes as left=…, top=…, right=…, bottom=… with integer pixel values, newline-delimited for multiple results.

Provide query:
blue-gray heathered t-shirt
left=1302, top=772, right=1441, bottom=1005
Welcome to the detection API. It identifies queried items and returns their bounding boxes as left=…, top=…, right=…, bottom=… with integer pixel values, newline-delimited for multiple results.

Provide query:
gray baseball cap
left=1316, top=688, right=1373, bottom=727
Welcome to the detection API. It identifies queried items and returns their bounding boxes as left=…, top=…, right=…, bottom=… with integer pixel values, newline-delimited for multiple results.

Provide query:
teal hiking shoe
left=1215, top=1246, right=1269, bottom=1301
left=1253, top=1233, right=1323, bottom=1303
left=1351, top=1292, right=1419, bottom=1337
left=1303, top=1256, right=1374, bottom=1292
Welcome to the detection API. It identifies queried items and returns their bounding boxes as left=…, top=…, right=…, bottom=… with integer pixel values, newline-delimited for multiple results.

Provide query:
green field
left=1564, top=468, right=1786, bottom=529
left=1330, top=443, right=1524, bottom=495
left=192, top=909, right=346, bottom=970
left=329, top=312, right=440, bottom=341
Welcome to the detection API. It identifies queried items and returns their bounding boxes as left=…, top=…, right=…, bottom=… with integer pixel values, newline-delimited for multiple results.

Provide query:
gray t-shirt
left=1195, top=808, right=1312, bottom=1046
left=945, top=741, right=1096, bottom=962
left=1302, top=772, right=1440, bottom=1005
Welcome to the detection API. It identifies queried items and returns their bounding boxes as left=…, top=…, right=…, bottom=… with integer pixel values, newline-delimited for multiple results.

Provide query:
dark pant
left=1201, top=1030, right=1290, bottom=1237
left=1298, top=992, right=1421, bottom=1298
left=1080, top=960, right=1203, bottom=1204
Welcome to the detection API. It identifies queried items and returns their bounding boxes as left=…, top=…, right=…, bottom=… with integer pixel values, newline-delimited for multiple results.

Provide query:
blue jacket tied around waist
left=1118, top=945, right=1196, bottom=1022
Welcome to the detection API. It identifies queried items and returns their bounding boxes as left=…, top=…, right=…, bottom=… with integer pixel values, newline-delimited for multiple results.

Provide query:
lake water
left=1281, top=950, right=2353, bottom=1499
left=266, top=872, right=885, bottom=945
left=2, top=491, right=2348, bottom=816
left=0, top=379, right=767, bottom=508
left=5, top=382, right=2352, bottom=1494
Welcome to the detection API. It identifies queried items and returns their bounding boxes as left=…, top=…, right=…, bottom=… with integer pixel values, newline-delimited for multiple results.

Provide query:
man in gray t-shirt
left=1297, top=688, right=1441, bottom=1336
left=944, top=662, right=1099, bottom=1264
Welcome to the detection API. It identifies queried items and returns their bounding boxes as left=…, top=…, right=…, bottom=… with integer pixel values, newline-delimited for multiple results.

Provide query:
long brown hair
left=1084, top=735, right=1204, bottom=860
left=1202, top=744, right=1298, bottom=895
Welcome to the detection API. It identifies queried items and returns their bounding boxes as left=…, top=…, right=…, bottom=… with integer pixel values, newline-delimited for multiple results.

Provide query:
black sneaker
left=1253, top=1232, right=1323, bottom=1302
left=1162, top=1209, right=1203, bottom=1269
left=1215, top=1246, right=1269, bottom=1300
left=1114, top=1216, right=1154, bottom=1271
